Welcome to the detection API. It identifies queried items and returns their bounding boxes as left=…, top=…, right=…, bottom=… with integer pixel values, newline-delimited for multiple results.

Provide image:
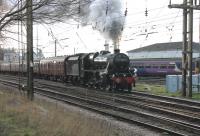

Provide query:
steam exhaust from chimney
left=79, top=0, right=125, bottom=52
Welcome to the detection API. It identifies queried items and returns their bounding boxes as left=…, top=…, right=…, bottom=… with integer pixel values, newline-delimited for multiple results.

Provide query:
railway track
left=0, top=75, right=200, bottom=135
left=36, top=82, right=200, bottom=134
left=0, top=79, right=186, bottom=135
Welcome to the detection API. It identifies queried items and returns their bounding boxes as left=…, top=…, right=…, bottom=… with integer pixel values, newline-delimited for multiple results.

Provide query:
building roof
left=127, top=42, right=200, bottom=53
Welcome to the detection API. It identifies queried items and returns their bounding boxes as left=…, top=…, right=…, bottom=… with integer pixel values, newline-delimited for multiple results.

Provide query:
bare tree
left=0, top=0, right=125, bottom=49
left=0, top=0, right=91, bottom=32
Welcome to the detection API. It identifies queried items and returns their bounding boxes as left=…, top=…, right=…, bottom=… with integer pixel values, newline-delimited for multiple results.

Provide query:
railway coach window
left=145, top=66, right=151, bottom=68
left=152, top=66, right=158, bottom=68
left=160, top=66, right=167, bottom=69
left=168, top=65, right=175, bottom=69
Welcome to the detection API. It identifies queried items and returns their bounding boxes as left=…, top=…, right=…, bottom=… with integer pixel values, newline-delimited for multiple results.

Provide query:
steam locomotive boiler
left=83, top=50, right=135, bottom=92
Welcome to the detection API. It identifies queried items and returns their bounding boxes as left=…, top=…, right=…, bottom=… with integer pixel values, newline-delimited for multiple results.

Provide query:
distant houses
left=0, top=47, right=44, bottom=62
left=0, top=48, right=19, bottom=62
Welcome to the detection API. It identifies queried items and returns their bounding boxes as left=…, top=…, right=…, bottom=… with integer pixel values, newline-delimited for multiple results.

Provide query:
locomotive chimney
left=104, top=40, right=109, bottom=51
left=113, top=40, right=120, bottom=54
left=114, top=49, right=120, bottom=54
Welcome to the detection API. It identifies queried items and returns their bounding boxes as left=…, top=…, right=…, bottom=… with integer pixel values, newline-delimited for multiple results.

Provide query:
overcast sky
left=4, top=0, right=200, bottom=57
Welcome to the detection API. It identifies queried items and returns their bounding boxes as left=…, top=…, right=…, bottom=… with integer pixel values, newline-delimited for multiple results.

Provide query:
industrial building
left=127, top=42, right=200, bottom=60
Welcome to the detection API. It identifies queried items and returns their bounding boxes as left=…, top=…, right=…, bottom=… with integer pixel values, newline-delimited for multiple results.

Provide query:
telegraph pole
left=26, top=0, right=34, bottom=100
left=37, top=27, right=39, bottom=58
left=169, top=0, right=199, bottom=98
left=55, top=39, right=57, bottom=57
left=187, top=0, right=193, bottom=98
left=182, top=0, right=188, bottom=97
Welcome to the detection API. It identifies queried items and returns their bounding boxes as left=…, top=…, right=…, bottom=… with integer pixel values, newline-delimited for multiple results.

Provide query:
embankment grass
left=135, top=83, right=200, bottom=100
left=0, top=90, right=136, bottom=136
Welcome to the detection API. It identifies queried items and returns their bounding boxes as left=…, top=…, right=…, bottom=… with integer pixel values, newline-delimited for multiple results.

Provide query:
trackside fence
left=166, top=74, right=200, bottom=93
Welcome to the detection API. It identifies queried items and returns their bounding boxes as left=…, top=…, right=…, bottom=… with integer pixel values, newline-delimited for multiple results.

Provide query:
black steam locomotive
left=0, top=50, right=135, bottom=92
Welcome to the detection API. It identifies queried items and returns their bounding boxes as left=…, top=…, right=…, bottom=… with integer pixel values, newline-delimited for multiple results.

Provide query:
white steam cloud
left=80, top=0, right=125, bottom=47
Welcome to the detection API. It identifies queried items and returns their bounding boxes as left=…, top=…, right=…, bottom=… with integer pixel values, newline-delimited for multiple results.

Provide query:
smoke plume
left=80, top=0, right=125, bottom=47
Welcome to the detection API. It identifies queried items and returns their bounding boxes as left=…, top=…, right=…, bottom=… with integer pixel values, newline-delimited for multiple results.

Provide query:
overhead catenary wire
left=6, top=1, right=200, bottom=42
left=4, top=1, right=200, bottom=57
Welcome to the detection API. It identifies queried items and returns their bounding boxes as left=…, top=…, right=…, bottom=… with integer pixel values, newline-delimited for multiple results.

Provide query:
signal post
left=169, top=0, right=200, bottom=98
